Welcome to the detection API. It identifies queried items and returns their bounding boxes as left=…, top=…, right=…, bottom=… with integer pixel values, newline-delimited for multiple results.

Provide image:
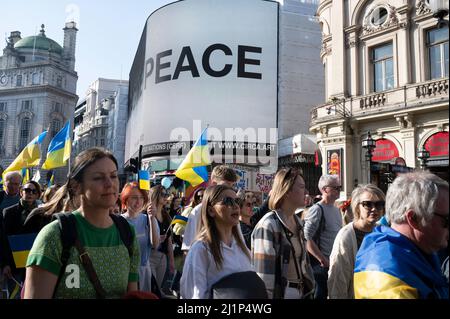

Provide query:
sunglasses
left=434, top=212, right=449, bottom=228
left=360, top=201, right=385, bottom=210
left=216, top=197, right=240, bottom=207
left=23, top=188, right=38, bottom=194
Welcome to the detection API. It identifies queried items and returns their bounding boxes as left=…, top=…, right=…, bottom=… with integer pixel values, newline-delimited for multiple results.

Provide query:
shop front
left=423, top=131, right=449, bottom=182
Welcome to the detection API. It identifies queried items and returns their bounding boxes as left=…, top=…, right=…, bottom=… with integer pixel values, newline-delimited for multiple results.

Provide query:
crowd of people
left=0, top=146, right=448, bottom=299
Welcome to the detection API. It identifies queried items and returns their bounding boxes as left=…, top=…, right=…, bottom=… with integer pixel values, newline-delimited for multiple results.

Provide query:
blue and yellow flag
left=170, top=215, right=188, bottom=226
left=42, top=121, right=71, bottom=170
left=21, top=168, right=30, bottom=185
left=2, top=131, right=47, bottom=178
left=138, top=170, right=150, bottom=190
left=47, top=172, right=54, bottom=187
left=175, top=128, right=210, bottom=187
left=8, top=233, right=37, bottom=268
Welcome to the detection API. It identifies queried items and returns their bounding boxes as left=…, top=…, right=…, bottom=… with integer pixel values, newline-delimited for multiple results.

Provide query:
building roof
left=14, top=25, right=63, bottom=54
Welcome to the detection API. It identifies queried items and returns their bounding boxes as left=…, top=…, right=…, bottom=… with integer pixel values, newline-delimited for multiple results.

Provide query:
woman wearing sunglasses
left=180, top=185, right=255, bottom=299
left=327, top=184, right=385, bottom=299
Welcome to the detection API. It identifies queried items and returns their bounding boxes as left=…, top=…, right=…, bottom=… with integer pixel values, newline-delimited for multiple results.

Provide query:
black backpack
left=52, top=212, right=133, bottom=296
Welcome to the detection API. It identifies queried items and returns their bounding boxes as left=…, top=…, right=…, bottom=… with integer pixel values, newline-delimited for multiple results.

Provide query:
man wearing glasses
left=1, top=181, right=41, bottom=298
left=354, top=171, right=449, bottom=299
left=304, top=174, right=343, bottom=299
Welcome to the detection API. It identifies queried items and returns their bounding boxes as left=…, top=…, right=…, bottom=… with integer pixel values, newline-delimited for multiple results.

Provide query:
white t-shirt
left=181, top=203, right=202, bottom=251
left=180, top=238, right=253, bottom=299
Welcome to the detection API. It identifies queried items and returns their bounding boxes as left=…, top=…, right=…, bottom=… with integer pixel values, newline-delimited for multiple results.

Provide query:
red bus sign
left=425, top=132, right=449, bottom=157
left=372, top=139, right=399, bottom=162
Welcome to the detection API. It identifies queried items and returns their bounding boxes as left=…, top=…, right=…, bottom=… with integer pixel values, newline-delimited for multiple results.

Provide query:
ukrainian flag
left=21, top=168, right=30, bottom=185
left=42, top=121, right=71, bottom=170
left=8, top=233, right=38, bottom=268
left=354, top=226, right=449, bottom=299
left=138, top=170, right=150, bottom=190
left=175, top=128, right=210, bottom=187
left=47, top=172, right=54, bottom=187
left=170, top=215, right=188, bottom=226
left=2, top=131, right=47, bottom=178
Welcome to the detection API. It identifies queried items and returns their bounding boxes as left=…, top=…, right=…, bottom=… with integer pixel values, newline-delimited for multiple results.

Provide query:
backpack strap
left=53, top=212, right=78, bottom=298
left=109, top=213, right=133, bottom=258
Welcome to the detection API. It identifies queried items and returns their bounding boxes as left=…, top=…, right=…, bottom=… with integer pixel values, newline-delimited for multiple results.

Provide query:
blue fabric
left=355, top=226, right=449, bottom=299
left=123, top=213, right=152, bottom=267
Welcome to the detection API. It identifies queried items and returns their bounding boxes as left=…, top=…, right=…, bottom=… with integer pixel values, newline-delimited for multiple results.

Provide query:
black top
left=353, top=224, right=370, bottom=250
left=239, top=221, right=253, bottom=250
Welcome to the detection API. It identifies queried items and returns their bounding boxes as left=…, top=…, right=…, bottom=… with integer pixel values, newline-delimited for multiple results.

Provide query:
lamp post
left=417, top=146, right=430, bottom=170
left=362, top=132, right=376, bottom=184
left=429, top=0, right=449, bottom=28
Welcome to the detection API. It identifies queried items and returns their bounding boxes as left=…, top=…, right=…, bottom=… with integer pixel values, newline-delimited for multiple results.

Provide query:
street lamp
left=429, top=0, right=449, bottom=28
left=417, top=146, right=430, bottom=170
left=362, top=131, right=376, bottom=183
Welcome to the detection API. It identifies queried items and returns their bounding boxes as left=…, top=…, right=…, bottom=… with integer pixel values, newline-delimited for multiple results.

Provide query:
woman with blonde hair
left=327, top=184, right=385, bottom=299
left=252, top=168, right=315, bottom=299
left=148, top=185, right=174, bottom=293
left=180, top=185, right=259, bottom=299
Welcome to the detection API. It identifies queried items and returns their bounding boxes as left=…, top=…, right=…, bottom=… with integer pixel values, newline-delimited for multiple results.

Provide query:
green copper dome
left=14, top=25, right=63, bottom=54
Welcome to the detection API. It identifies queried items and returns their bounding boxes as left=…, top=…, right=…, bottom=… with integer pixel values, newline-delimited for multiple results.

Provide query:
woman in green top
left=24, top=147, right=140, bottom=298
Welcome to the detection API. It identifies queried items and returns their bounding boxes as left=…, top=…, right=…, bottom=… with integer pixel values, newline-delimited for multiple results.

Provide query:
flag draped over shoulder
left=42, top=121, right=71, bottom=170
left=175, top=128, right=210, bottom=187
left=2, top=131, right=47, bottom=178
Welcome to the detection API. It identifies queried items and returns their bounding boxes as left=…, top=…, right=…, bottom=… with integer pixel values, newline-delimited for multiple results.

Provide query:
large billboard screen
left=126, top=0, right=279, bottom=168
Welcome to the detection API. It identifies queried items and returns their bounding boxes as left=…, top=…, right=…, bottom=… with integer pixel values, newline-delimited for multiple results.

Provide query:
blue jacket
left=354, top=226, right=448, bottom=299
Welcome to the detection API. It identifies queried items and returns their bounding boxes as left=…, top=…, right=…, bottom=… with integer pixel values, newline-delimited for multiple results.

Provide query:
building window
left=53, top=102, right=62, bottom=113
left=372, top=43, right=394, bottom=92
left=32, top=73, right=40, bottom=85
left=22, top=100, right=32, bottom=111
left=19, top=117, right=31, bottom=150
left=50, top=119, right=61, bottom=138
left=427, top=27, right=449, bottom=80
left=100, top=139, right=105, bottom=146
left=56, top=76, right=63, bottom=88
left=101, top=128, right=106, bottom=136
left=370, top=6, right=388, bottom=27
left=0, top=119, right=5, bottom=149
left=16, top=75, right=22, bottom=86
left=0, top=102, right=6, bottom=112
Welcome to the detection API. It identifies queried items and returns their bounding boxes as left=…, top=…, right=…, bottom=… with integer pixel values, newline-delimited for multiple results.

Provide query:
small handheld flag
left=170, top=215, right=188, bottom=226
left=138, top=170, right=150, bottom=191
left=7, top=233, right=38, bottom=268
left=47, top=172, right=55, bottom=187
left=21, top=168, right=30, bottom=185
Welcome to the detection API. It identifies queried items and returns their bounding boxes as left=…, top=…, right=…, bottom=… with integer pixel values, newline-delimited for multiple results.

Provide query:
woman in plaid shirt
left=251, top=168, right=315, bottom=299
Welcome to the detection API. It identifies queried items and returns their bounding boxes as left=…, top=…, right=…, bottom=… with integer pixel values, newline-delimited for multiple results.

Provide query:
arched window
left=19, top=117, right=31, bottom=150
left=51, top=118, right=62, bottom=138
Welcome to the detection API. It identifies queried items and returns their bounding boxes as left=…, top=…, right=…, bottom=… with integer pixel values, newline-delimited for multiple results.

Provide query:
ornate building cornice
left=416, top=0, right=432, bottom=16
left=362, top=4, right=400, bottom=36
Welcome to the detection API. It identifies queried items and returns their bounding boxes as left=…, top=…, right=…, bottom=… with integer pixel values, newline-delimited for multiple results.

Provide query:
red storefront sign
left=372, top=139, right=399, bottom=162
left=425, top=132, right=449, bottom=157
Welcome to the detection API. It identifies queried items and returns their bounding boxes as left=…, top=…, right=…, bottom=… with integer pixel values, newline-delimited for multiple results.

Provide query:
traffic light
left=129, top=157, right=139, bottom=174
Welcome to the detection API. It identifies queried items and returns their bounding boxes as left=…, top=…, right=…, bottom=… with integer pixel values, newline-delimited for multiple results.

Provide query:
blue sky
left=0, top=0, right=174, bottom=96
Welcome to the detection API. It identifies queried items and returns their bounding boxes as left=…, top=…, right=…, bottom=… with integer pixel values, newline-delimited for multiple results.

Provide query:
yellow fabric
left=354, top=271, right=419, bottom=299
left=12, top=250, right=30, bottom=268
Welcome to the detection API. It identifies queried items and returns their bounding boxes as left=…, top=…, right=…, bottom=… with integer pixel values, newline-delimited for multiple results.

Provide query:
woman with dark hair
left=148, top=185, right=174, bottom=293
left=24, top=147, right=140, bottom=298
left=121, top=182, right=159, bottom=293
left=180, top=185, right=256, bottom=299
left=2, top=181, right=43, bottom=295
left=252, top=168, right=315, bottom=299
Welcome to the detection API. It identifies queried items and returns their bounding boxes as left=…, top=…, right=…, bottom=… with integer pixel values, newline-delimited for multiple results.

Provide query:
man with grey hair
left=304, top=174, right=343, bottom=299
left=354, top=171, right=449, bottom=299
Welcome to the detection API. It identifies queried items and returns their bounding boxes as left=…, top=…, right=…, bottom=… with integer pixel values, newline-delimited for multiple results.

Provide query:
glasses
left=434, top=212, right=449, bottom=228
left=360, top=201, right=385, bottom=210
left=23, top=188, right=38, bottom=194
left=216, top=197, right=240, bottom=207
left=325, top=185, right=341, bottom=191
